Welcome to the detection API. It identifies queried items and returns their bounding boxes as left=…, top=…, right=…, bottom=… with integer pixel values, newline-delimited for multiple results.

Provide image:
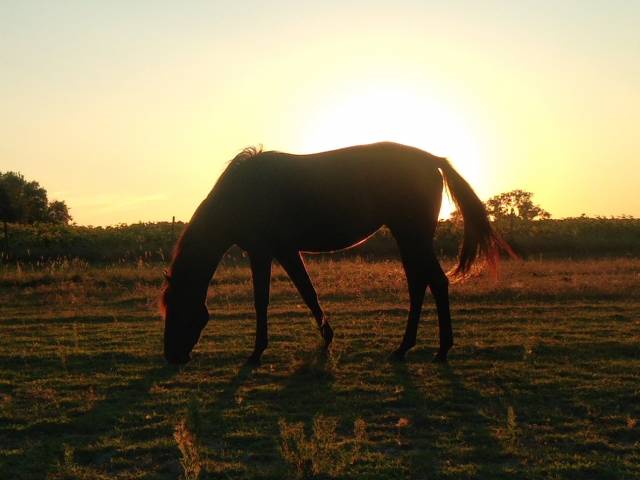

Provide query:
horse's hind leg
left=426, top=253, right=453, bottom=362
left=391, top=229, right=453, bottom=361
left=277, top=252, right=333, bottom=348
left=390, top=238, right=428, bottom=360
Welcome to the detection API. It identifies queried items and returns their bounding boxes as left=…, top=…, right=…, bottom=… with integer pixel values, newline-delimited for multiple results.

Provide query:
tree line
left=2, top=216, right=639, bottom=264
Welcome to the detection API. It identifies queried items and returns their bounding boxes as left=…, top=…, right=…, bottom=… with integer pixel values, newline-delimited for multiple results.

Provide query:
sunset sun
left=299, top=84, right=486, bottom=217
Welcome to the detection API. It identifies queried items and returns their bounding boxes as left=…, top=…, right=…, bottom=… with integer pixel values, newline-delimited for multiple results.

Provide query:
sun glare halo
left=298, top=85, right=486, bottom=218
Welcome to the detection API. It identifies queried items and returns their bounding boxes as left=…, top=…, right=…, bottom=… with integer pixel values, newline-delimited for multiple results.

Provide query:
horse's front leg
left=248, top=253, right=273, bottom=365
left=277, top=251, right=333, bottom=348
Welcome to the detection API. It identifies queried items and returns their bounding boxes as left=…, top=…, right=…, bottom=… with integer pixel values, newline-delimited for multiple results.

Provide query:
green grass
left=1, top=257, right=639, bottom=479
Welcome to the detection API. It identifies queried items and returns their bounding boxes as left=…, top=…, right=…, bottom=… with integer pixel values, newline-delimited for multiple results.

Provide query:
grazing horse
left=161, top=142, right=510, bottom=365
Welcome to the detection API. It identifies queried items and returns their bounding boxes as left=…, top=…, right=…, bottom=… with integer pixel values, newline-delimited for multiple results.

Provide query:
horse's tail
left=436, top=157, right=515, bottom=277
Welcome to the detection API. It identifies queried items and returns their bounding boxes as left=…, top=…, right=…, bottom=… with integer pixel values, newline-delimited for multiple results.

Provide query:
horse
left=160, top=141, right=511, bottom=365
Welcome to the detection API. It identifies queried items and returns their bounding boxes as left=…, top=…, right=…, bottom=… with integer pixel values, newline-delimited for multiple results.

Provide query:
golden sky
left=2, top=1, right=639, bottom=225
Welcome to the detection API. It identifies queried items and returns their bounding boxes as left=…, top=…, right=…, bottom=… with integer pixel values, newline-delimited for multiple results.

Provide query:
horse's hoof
left=432, top=352, right=448, bottom=363
left=389, top=349, right=407, bottom=362
left=321, top=324, right=334, bottom=348
left=246, top=354, right=262, bottom=366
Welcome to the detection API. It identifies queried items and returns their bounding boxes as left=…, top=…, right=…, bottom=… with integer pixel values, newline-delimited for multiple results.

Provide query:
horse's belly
left=294, top=218, right=382, bottom=253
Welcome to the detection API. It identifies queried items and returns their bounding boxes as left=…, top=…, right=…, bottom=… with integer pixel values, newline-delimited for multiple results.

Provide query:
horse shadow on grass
left=1, top=352, right=179, bottom=479
left=195, top=339, right=527, bottom=478
left=195, top=346, right=337, bottom=478
left=388, top=340, right=638, bottom=479
left=389, top=352, right=522, bottom=479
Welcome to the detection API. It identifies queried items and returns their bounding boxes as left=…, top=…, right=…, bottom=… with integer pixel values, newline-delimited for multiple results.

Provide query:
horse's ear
left=163, top=270, right=171, bottom=283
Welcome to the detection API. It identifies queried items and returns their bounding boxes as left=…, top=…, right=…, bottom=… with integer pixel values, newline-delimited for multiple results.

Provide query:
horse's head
left=160, top=274, right=209, bottom=365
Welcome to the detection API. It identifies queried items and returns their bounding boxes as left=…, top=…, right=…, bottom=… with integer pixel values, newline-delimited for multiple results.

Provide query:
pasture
left=1, top=257, right=639, bottom=479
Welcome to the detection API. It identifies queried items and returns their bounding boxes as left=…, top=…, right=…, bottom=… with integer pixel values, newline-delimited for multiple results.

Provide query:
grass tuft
left=174, top=419, right=202, bottom=480
left=279, top=415, right=368, bottom=478
left=174, top=396, right=204, bottom=480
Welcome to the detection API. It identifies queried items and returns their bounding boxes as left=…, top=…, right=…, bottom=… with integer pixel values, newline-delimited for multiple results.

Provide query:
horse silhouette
left=161, top=142, right=511, bottom=365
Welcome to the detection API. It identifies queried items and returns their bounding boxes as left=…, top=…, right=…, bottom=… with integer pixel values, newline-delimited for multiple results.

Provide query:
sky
left=1, top=1, right=639, bottom=225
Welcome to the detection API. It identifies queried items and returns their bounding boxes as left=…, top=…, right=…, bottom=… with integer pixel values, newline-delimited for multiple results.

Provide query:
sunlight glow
left=299, top=84, right=486, bottom=218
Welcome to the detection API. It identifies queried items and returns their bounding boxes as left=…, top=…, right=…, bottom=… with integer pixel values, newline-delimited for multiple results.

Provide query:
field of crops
left=2, top=216, right=640, bottom=263
left=1, top=256, right=638, bottom=479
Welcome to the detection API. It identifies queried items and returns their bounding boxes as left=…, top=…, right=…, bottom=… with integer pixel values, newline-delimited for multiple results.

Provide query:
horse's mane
left=228, top=145, right=263, bottom=165
left=207, top=145, right=264, bottom=198
left=160, top=145, right=264, bottom=316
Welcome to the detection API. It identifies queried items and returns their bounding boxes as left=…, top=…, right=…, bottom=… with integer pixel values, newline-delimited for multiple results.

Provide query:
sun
left=297, top=84, right=486, bottom=218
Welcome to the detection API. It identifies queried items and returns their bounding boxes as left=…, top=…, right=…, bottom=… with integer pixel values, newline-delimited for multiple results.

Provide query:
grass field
left=1, top=257, right=639, bottom=479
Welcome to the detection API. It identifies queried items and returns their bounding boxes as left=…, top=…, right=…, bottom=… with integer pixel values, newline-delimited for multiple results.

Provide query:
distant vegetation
left=1, top=216, right=639, bottom=263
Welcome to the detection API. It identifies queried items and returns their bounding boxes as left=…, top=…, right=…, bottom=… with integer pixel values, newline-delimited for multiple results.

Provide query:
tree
left=485, top=189, right=550, bottom=221
left=0, top=171, right=72, bottom=257
left=0, top=172, right=72, bottom=224
left=47, top=200, right=72, bottom=225
left=0, top=182, right=17, bottom=223
left=0, top=184, right=13, bottom=254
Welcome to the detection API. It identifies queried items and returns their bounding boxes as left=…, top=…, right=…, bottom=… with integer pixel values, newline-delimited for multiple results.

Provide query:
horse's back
left=214, top=142, right=444, bottom=251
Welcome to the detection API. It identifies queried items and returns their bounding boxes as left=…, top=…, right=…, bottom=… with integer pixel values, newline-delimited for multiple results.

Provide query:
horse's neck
left=170, top=212, right=230, bottom=293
